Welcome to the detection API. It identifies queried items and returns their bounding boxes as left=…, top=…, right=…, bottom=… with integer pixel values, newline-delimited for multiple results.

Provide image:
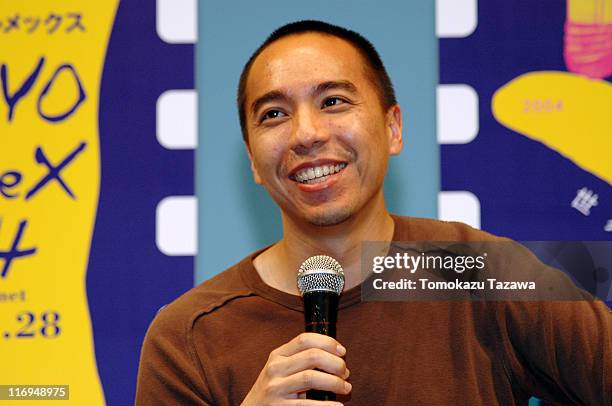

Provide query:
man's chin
left=305, top=209, right=352, bottom=227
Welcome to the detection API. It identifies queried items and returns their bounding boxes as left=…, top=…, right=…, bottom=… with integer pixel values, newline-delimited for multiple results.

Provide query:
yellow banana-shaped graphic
left=492, top=71, right=612, bottom=186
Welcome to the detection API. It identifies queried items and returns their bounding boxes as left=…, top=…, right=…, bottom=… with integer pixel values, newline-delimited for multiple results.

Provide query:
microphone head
left=297, top=255, right=345, bottom=296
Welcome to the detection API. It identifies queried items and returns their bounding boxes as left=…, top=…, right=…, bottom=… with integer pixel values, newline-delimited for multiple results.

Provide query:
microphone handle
left=303, top=291, right=339, bottom=401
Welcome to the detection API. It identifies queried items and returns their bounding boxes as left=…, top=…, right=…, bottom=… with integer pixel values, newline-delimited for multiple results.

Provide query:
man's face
left=244, top=32, right=402, bottom=226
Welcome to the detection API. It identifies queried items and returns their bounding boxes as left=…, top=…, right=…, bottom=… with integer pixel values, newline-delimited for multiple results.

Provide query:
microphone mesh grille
left=297, top=255, right=345, bottom=296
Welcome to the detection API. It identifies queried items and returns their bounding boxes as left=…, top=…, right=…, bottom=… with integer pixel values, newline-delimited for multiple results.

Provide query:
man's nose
left=290, top=106, right=330, bottom=154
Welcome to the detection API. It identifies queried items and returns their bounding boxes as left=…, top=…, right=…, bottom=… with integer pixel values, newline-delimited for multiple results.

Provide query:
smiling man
left=241, top=24, right=402, bottom=297
left=136, top=21, right=611, bottom=405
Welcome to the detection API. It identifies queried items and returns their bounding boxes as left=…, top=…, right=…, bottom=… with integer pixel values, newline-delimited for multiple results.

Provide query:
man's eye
left=261, top=110, right=285, bottom=122
left=322, top=97, right=345, bottom=108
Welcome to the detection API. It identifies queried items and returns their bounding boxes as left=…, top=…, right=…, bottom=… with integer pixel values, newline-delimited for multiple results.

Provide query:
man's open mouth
left=291, top=163, right=348, bottom=184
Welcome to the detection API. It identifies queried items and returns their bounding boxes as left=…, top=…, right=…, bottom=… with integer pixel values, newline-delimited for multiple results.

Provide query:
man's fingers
left=273, top=333, right=346, bottom=358
left=281, top=348, right=349, bottom=379
left=284, top=369, right=352, bottom=395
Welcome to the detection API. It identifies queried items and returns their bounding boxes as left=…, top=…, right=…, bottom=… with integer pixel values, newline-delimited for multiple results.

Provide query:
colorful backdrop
left=0, top=0, right=609, bottom=405
left=0, top=0, right=195, bottom=404
left=438, top=0, right=611, bottom=312
left=439, top=0, right=611, bottom=240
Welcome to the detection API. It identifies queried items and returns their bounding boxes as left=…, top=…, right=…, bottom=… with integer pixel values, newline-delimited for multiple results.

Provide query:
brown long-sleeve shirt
left=136, top=216, right=612, bottom=405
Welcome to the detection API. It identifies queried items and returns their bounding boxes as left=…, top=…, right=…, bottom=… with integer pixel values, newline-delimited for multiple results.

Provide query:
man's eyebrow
left=314, top=80, right=358, bottom=95
left=250, top=90, right=289, bottom=117
left=250, top=81, right=358, bottom=117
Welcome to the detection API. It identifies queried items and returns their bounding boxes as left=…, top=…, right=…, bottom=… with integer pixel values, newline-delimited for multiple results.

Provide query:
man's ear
left=386, top=104, right=403, bottom=156
left=245, top=142, right=263, bottom=184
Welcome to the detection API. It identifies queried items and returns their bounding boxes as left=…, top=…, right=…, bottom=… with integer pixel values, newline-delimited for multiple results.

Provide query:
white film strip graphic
left=156, top=0, right=197, bottom=44
left=155, top=0, right=198, bottom=256
left=436, top=0, right=481, bottom=229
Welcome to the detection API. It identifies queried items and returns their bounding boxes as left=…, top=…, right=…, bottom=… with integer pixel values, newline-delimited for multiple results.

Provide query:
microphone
left=297, top=255, right=345, bottom=401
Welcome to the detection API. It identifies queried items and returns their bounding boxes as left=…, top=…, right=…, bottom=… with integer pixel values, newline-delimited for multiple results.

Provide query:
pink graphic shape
left=564, top=2, right=612, bottom=79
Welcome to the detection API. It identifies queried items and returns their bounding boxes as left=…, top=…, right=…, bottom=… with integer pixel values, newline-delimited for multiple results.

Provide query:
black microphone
left=297, top=255, right=345, bottom=401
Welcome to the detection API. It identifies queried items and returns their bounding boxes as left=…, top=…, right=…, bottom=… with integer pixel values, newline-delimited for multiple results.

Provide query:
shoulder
left=136, top=255, right=258, bottom=403
left=148, top=256, right=255, bottom=339
left=391, top=214, right=507, bottom=242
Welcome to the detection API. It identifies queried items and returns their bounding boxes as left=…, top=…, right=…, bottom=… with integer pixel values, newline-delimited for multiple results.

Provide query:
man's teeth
left=295, top=163, right=347, bottom=183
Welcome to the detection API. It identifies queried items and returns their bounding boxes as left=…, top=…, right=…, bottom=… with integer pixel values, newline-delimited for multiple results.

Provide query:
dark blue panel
left=440, top=0, right=611, bottom=241
left=87, top=1, right=194, bottom=404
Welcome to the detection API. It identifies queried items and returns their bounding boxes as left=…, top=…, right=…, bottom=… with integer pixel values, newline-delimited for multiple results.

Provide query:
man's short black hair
left=237, top=20, right=397, bottom=142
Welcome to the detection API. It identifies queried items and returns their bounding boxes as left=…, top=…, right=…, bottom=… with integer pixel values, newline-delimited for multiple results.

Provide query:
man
left=136, top=21, right=611, bottom=405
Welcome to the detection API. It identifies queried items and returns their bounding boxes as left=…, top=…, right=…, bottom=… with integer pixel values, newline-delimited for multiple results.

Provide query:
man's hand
left=241, top=333, right=351, bottom=405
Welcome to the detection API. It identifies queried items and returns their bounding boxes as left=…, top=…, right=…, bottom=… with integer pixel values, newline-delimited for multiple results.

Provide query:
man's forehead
left=245, top=32, right=368, bottom=102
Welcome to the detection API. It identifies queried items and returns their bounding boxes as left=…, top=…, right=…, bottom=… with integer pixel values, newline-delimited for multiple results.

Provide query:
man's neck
left=253, top=194, right=395, bottom=295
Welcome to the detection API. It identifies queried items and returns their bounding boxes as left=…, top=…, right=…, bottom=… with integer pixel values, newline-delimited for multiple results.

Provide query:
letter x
left=25, top=141, right=87, bottom=200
